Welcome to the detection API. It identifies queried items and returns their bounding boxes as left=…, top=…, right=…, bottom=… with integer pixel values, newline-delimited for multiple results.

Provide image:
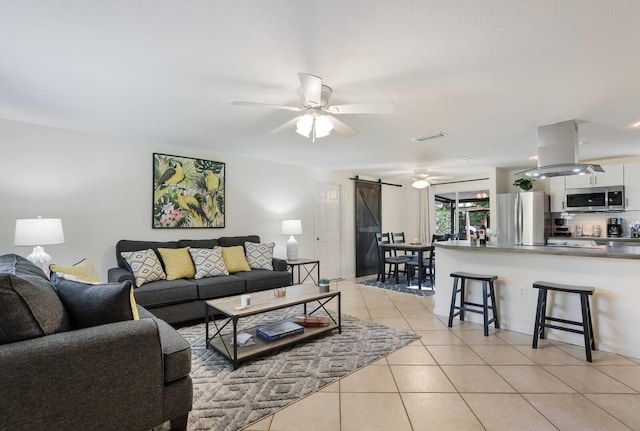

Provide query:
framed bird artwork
left=153, top=153, right=225, bottom=228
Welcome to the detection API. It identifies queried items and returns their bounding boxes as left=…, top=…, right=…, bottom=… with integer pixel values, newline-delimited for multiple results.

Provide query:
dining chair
left=432, top=234, right=448, bottom=242
left=376, top=232, right=411, bottom=284
left=390, top=232, right=414, bottom=255
left=407, top=246, right=435, bottom=288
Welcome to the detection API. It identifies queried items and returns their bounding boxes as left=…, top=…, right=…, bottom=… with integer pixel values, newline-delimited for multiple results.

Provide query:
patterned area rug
left=355, top=276, right=435, bottom=297
left=156, top=305, right=418, bottom=431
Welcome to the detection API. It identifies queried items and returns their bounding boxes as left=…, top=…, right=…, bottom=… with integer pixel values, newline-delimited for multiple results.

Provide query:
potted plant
left=319, top=278, right=331, bottom=293
left=513, top=177, right=534, bottom=191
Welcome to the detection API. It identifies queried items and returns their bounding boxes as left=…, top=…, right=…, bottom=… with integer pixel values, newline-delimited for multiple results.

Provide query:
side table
left=286, top=258, right=320, bottom=285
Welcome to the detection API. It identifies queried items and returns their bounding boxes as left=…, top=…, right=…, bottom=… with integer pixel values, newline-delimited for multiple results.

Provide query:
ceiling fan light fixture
left=411, top=178, right=431, bottom=189
left=296, top=114, right=314, bottom=137
left=314, top=115, right=334, bottom=138
left=296, top=114, right=333, bottom=140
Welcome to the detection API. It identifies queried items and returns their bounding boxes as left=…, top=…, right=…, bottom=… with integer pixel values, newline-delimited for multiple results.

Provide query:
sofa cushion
left=221, top=246, right=251, bottom=273
left=177, top=239, right=219, bottom=249
left=245, top=242, right=274, bottom=270
left=0, top=254, right=70, bottom=345
left=50, top=258, right=100, bottom=283
left=121, top=249, right=167, bottom=287
left=157, top=248, right=195, bottom=280
left=115, top=239, right=177, bottom=270
left=133, top=279, right=198, bottom=308
left=192, top=275, right=246, bottom=300
left=0, top=253, right=48, bottom=278
left=188, top=247, right=228, bottom=278
left=51, top=274, right=139, bottom=329
left=233, top=269, right=292, bottom=293
left=217, top=235, right=261, bottom=248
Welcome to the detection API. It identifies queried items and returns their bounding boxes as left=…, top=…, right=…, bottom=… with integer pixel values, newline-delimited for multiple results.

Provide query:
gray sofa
left=0, top=254, right=192, bottom=431
left=108, top=235, right=292, bottom=324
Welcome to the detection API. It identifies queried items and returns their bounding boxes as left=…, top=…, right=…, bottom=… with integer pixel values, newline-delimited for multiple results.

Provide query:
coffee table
left=205, top=285, right=341, bottom=369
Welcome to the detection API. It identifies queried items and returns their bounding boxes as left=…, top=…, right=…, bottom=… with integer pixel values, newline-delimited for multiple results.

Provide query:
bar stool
left=447, top=272, right=499, bottom=336
left=532, top=281, right=596, bottom=362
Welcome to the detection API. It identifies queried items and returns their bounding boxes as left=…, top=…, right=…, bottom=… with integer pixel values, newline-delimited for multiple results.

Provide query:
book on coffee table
left=255, top=320, right=304, bottom=342
left=293, top=315, right=331, bottom=327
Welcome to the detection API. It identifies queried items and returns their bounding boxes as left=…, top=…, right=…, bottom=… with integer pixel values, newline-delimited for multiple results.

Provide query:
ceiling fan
left=410, top=169, right=452, bottom=189
left=231, top=73, right=395, bottom=142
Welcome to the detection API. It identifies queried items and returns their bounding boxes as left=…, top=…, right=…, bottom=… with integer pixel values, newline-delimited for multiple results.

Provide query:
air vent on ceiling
left=412, top=131, right=447, bottom=142
left=453, top=155, right=473, bottom=163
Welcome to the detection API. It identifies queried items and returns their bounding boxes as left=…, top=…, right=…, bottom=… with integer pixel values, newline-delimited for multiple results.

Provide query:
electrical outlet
left=519, top=286, right=526, bottom=298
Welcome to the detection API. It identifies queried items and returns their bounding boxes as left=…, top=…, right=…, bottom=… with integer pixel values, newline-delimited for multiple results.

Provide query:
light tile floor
left=242, top=278, right=640, bottom=431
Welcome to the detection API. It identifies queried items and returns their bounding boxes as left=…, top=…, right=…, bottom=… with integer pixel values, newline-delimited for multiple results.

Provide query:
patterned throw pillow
left=188, top=247, right=229, bottom=279
left=244, top=242, right=274, bottom=270
left=157, top=247, right=195, bottom=280
left=221, top=246, right=251, bottom=273
left=120, top=249, right=167, bottom=287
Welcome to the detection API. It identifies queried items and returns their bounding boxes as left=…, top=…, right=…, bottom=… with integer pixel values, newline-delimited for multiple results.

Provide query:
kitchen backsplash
left=552, top=210, right=640, bottom=237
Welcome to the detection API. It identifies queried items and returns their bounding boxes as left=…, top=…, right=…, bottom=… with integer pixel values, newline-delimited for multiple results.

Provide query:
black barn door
left=355, top=180, right=381, bottom=277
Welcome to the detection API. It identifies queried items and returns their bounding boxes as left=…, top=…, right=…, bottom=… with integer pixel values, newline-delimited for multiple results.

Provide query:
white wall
left=382, top=183, right=408, bottom=235
left=0, top=119, right=359, bottom=279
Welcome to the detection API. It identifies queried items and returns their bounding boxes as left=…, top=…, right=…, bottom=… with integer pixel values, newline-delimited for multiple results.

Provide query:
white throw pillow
left=188, top=247, right=229, bottom=278
left=244, top=242, right=274, bottom=270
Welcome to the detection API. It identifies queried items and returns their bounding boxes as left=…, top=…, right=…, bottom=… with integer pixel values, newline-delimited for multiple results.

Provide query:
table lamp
left=281, top=219, right=302, bottom=261
left=14, top=217, right=65, bottom=277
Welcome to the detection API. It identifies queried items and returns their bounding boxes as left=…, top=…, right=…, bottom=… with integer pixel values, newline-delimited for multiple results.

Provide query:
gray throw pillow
left=51, top=274, right=138, bottom=329
left=244, top=242, right=274, bottom=270
left=0, top=254, right=70, bottom=345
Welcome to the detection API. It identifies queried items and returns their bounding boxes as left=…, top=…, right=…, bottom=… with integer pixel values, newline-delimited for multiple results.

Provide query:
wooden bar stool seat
left=447, top=272, right=499, bottom=336
left=532, top=280, right=596, bottom=362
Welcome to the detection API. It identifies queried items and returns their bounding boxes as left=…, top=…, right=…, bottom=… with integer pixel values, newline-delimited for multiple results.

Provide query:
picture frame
left=152, top=153, right=225, bottom=228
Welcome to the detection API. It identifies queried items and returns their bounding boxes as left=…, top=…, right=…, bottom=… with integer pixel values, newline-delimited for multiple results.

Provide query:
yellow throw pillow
left=50, top=258, right=100, bottom=283
left=157, top=248, right=196, bottom=280
left=130, top=285, right=139, bottom=320
left=221, top=246, right=251, bottom=273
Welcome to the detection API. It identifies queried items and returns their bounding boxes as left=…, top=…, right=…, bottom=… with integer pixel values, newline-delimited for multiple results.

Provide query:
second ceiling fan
left=232, top=73, right=395, bottom=141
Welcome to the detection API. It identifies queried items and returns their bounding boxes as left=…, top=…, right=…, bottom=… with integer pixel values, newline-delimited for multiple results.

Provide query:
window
left=435, top=191, right=489, bottom=240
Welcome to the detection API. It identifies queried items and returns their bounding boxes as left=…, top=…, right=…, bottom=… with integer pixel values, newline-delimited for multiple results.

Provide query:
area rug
left=355, top=276, right=435, bottom=297
left=156, top=305, right=418, bottom=431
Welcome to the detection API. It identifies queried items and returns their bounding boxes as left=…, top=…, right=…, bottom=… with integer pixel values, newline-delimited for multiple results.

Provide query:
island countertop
left=433, top=240, right=640, bottom=359
left=435, top=240, right=640, bottom=260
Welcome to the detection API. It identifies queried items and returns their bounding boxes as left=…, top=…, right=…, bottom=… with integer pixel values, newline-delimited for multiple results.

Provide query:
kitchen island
left=434, top=240, right=640, bottom=359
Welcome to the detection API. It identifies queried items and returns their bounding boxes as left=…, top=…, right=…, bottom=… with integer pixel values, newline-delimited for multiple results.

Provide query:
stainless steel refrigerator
left=496, top=192, right=550, bottom=246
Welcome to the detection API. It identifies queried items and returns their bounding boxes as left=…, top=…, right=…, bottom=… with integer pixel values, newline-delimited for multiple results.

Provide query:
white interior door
left=315, top=182, right=341, bottom=280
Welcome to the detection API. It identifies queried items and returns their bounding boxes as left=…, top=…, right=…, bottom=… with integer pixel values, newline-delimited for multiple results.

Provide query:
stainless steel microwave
left=565, top=186, right=625, bottom=212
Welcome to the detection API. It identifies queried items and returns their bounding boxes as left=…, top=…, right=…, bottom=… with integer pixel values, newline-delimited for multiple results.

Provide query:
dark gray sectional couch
left=108, top=235, right=292, bottom=324
left=0, top=254, right=192, bottom=431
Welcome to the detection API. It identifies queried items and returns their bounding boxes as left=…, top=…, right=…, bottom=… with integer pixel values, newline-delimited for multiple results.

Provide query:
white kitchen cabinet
left=549, top=176, right=566, bottom=212
left=623, top=162, right=640, bottom=210
left=564, top=164, right=624, bottom=189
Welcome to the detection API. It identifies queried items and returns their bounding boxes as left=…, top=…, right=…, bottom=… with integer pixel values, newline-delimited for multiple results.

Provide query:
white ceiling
left=1, top=1, right=640, bottom=183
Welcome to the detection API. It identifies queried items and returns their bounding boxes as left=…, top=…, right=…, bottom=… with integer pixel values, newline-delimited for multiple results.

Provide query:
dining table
left=381, top=242, right=434, bottom=289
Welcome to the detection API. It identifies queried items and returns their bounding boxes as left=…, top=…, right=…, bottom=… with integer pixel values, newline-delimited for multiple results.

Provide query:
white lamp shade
left=14, top=218, right=65, bottom=246
left=281, top=219, right=303, bottom=235
left=296, top=114, right=333, bottom=139
left=314, top=115, right=334, bottom=138
left=296, top=114, right=314, bottom=137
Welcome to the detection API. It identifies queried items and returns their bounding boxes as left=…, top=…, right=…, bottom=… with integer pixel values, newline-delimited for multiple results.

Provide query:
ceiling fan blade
left=231, top=101, right=301, bottom=112
left=325, top=102, right=396, bottom=114
left=271, top=116, right=303, bottom=133
left=327, top=115, right=359, bottom=137
left=298, top=73, right=322, bottom=106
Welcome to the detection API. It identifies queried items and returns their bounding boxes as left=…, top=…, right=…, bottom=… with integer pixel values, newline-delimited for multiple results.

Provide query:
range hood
left=521, top=120, right=604, bottom=178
